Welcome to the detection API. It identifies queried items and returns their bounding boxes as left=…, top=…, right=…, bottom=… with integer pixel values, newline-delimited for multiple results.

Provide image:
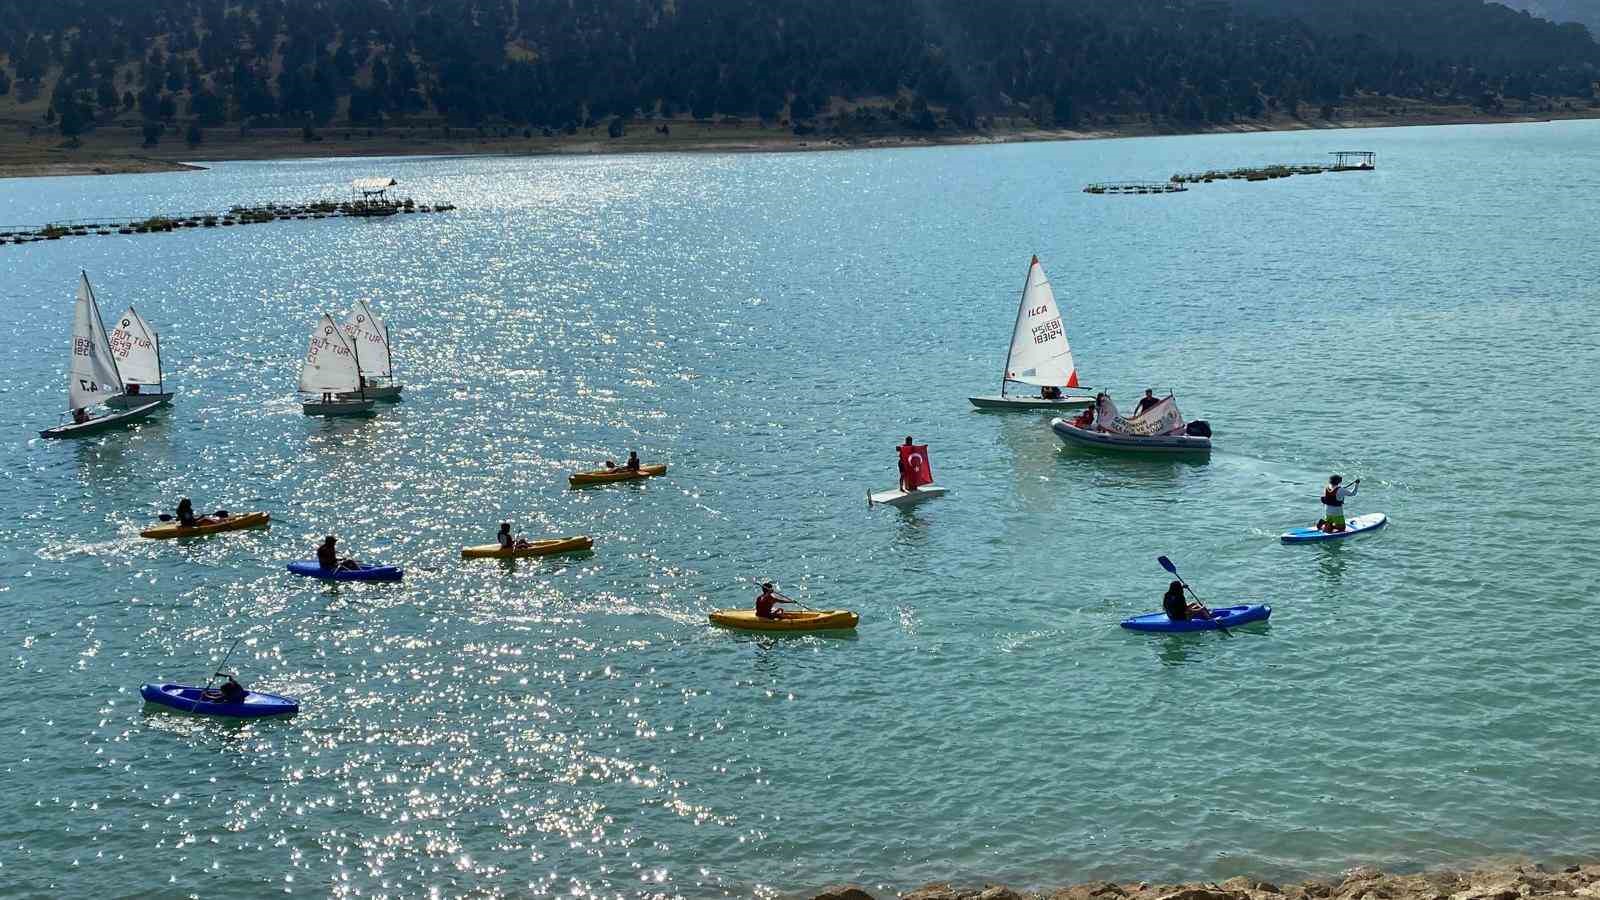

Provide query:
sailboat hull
left=107, top=391, right=174, bottom=409
left=338, top=383, right=403, bottom=401
left=40, top=401, right=163, bottom=438
left=302, top=399, right=377, bottom=417
left=969, top=394, right=1094, bottom=410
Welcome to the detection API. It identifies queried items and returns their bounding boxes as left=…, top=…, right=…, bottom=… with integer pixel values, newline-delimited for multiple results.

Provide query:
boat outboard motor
left=1185, top=420, right=1212, bottom=438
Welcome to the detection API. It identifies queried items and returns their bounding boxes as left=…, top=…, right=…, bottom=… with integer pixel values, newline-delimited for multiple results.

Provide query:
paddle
left=1157, top=555, right=1226, bottom=634
left=749, top=578, right=815, bottom=612
left=191, top=637, right=243, bottom=711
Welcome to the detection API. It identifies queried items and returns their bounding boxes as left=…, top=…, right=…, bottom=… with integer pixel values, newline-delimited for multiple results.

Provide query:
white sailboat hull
left=969, top=394, right=1094, bottom=410
left=108, top=391, right=174, bottom=409
left=868, top=485, right=949, bottom=508
left=338, top=383, right=403, bottom=401
left=40, top=400, right=163, bottom=438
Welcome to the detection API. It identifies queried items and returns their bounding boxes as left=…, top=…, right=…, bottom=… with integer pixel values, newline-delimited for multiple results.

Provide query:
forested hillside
left=1493, top=1, right=1600, bottom=35
left=0, top=0, right=1596, bottom=144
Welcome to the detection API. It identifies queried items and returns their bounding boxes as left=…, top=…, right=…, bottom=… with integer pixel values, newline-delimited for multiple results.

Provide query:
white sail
left=67, top=272, right=126, bottom=412
left=299, top=313, right=363, bottom=394
left=341, top=300, right=392, bottom=378
left=1003, top=256, right=1079, bottom=389
left=109, top=306, right=162, bottom=387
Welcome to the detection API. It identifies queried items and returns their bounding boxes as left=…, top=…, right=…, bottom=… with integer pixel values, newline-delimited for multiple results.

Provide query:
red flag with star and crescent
left=898, top=444, right=933, bottom=488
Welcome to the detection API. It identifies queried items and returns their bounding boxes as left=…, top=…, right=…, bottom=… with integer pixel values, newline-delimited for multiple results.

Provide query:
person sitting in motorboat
left=219, top=675, right=247, bottom=703
left=1041, top=385, right=1063, bottom=400
left=755, top=582, right=795, bottom=620
left=1071, top=403, right=1095, bottom=427
left=497, top=522, right=531, bottom=550
left=625, top=451, right=641, bottom=472
left=1134, top=389, right=1161, bottom=416
left=1162, top=581, right=1210, bottom=621
left=316, top=535, right=363, bottom=571
left=1317, top=475, right=1360, bottom=533
left=176, top=497, right=198, bottom=528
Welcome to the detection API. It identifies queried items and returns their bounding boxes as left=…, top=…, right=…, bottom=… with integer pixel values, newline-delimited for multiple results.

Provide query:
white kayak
left=969, top=394, right=1094, bottom=411
left=868, top=485, right=948, bottom=508
left=1281, top=512, right=1388, bottom=544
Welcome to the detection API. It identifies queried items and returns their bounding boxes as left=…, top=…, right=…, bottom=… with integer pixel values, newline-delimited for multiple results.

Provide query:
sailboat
left=338, top=300, right=403, bottom=401
left=968, top=256, right=1096, bottom=410
left=107, top=306, right=174, bottom=408
left=299, top=313, right=377, bottom=417
left=40, top=272, right=165, bottom=438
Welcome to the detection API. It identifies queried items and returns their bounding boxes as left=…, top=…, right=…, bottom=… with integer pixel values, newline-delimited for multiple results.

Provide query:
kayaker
left=1317, top=475, right=1360, bottom=533
left=316, top=535, right=363, bottom=571
left=1134, top=389, right=1160, bottom=416
left=755, top=582, right=795, bottom=620
left=176, top=497, right=198, bottom=528
left=602, top=458, right=618, bottom=470
left=219, top=675, right=247, bottom=702
left=496, top=523, right=530, bottom=550
left=1162, top=581, right=1209, bottom=621
left=625, top=451, right=641, bottom=472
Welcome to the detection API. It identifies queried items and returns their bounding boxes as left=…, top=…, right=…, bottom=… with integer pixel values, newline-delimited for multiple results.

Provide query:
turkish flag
left=898, top=444, right=933, bottom=488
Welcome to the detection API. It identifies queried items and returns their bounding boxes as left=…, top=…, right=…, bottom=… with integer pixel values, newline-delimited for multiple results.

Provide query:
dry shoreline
left=808, top=860, right=1600, bottom=900
left=1, top=106, right=1597, bottom=180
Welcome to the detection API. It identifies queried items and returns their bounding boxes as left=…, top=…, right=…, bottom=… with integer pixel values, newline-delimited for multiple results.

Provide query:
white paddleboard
left=868, top=485, right=948, bottom=508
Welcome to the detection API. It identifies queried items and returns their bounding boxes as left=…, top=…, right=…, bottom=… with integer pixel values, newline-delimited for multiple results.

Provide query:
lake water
left=3, top=121, right=1599, bottom=898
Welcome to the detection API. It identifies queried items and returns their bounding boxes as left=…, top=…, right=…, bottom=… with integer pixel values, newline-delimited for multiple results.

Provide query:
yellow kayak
left=568, top=463, right=667, bottom=487
left=461, top=535, right=595, bottom=559
left=140, top=511, right=271, bottom=539
left=708, top=609, right=860, bottom=632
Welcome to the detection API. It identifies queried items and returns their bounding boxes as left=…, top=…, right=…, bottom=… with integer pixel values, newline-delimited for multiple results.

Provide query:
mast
left=998, top=255, right=1038, bottom=399
left=346, top=316, right=368, bottom=401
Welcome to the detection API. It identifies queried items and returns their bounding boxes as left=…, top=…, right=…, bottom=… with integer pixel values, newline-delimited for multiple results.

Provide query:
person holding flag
left=898, top=436, right=933, bottom=492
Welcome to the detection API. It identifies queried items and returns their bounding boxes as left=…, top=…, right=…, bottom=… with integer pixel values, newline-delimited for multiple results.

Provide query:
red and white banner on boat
left=898, top=444, right=934, bottom=488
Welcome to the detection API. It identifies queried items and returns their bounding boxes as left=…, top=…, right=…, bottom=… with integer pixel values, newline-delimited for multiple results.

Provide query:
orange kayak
left=461, top=535, right=594, bottom=559
left=140, top=511, right=271, bottom=539
left=568, top=463, right=667, bottom=487
left=708, top=609, right=860, bottom=632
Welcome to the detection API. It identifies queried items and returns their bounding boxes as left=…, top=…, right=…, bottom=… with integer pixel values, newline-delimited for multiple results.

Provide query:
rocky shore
left=809, top=862, right=1600, bottom=900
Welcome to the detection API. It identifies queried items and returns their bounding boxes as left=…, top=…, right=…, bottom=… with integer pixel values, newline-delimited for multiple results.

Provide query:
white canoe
left=970, top=394, right=1094, bottom=411
left=302, top=398, right=377, bottom=417
left=40, top=400, right=163, bottom=438
left=1050, top=417, right=1211, bottom=453
left=107, top=391, right=174, bottom=409
left=868, top=485, right=949, bottom=508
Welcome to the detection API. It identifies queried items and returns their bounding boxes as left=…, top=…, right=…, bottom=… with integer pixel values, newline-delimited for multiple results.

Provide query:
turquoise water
left=3, top=122, right=1599, bottom=898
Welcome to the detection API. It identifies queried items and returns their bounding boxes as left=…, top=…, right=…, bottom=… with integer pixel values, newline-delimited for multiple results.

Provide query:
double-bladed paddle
left=1157, top=555, right=1226, bottom=635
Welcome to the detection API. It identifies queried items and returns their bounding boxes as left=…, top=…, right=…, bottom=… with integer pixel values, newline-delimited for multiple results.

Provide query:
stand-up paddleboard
left=1281, top=512, right=1388, bottom=544
left=969, top=256, right=1096, bottom=410
left=1121, top=604, right=1271, bottom=633
left=868, top=485, right=949, bottom=508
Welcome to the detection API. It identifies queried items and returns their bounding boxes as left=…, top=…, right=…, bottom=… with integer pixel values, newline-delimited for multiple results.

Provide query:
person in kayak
left=625, top=451, right=641, bottom=472
left=219, top=675, right=247, bottom=703
left=1134, top=389, right=1161, bottom=416
left=176, top=497, right=198, bottom=528
left=755, top=582, right=796, bottom=620
left=1317, top=475, right=1360, bottom=532
left=496, top=522, right=531, bottom=550
left=1162, top=581, right=1210, bottom=621
left=316, top=535, right=363, bottom=571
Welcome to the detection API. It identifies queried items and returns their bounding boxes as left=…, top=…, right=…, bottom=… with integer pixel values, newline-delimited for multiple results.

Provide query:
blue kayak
left=1121, top=604, right=1271, bottom=633
left=286, top=560, right=403, bottom=581
left=140, top=682, right=299, bottom=717
left=1281, top=512, right=1388, bottom=544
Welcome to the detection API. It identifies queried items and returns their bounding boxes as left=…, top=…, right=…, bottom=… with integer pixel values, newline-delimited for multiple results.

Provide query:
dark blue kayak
left=1281, top=512, right=1388, bottom=544
left=1121, top=604, right=1271, bottom=633
left=140, top=682, right=299, bottom=717
left=286, top=560, right=403, bottom=581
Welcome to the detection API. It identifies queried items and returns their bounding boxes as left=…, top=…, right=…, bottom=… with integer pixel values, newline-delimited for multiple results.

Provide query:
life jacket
left=1322, top=486, right=1341, bottom=506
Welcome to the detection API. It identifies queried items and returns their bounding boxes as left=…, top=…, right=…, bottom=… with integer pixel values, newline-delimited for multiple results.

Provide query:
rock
left=1566, top=867, right=1582, bottom=875
left=813, top=887, right=875, bottom=900
left=978, top=888, right=1031, bottom=900
left=1343, top=869, right=1385, bottom=886
left=1047, top=881, right=1129, bottom=900
left=1301, top=881, right=1336, bottom=899
left=1449, top=883, right=1518, bottom=900
left=1156, top=887, right=1250, bottom=900
left=904, top=885, right=962, bottom=900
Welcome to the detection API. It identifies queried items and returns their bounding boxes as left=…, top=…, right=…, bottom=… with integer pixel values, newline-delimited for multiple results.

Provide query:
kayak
left=1120, top=604, right=1271, bottom=633
left=140, top=511, right=271, bottom=539
left=1281, top=512, right=1388, bottom=544
left=462, top=535, right=594, bottom=559
left=969, top=394, right=1095, bottom=411
left=139, top=682, right=299, bottom=717
left=285, top=560, right=403, bottom=582
left=569, top=463, right=667, bottom=487
left=709, top=609, right=860, bottom=632
left=1050, top=417, right=1212, bottom=453
left=868, top=485, right=948, bottom=508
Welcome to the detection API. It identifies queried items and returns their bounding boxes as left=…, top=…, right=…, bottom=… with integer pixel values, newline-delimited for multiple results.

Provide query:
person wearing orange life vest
left=1317, top=475, right=1360, bottom=533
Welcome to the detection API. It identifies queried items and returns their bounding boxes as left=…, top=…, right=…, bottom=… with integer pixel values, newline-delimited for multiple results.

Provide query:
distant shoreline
left=2, top=106, right=1597, bottom=180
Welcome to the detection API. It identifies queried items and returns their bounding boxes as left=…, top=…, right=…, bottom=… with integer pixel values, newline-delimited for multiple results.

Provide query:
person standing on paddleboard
left=1318, top=475, right=1360, bottom=533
